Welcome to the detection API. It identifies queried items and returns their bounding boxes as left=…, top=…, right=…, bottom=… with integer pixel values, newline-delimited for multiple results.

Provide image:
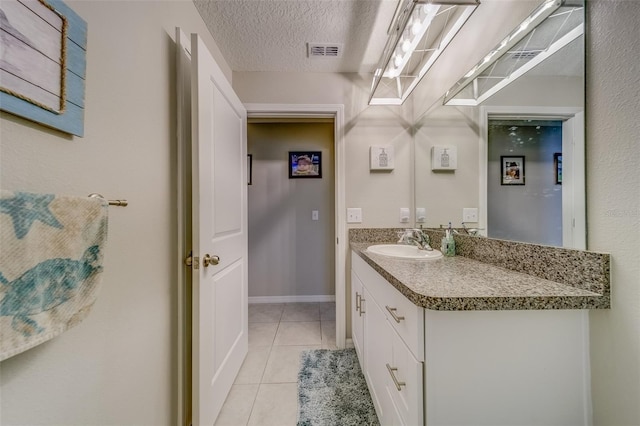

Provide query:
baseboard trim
left=248, top=295, right=336, bottom=304
left=345, top=338, right=354, bottom=349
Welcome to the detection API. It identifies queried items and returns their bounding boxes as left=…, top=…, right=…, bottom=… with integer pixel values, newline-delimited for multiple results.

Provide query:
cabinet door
left=384, top=386, right=406, bottom=426
left=387, top=320, right=424, bottom=426
left=351, top=269, right=365, bottom=367
left=363, top=288, right=394, bottom=425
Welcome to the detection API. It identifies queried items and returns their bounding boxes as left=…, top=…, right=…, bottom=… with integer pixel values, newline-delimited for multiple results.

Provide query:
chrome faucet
left=398, top=229, right=433, bottom=251
left=461, top=222, right=484, bottom=236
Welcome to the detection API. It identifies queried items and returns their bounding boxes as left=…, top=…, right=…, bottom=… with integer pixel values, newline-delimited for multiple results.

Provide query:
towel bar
left=88, top=193, right=128, bottom=207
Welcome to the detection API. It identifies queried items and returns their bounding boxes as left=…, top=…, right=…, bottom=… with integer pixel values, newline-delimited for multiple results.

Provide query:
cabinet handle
left=385, top=306, right=405, bottom=323
left=355, top=292, right=361, bottom=312
left=359, top=298, right=365, bottom=316
left=386, top=363, right=406, bottom=391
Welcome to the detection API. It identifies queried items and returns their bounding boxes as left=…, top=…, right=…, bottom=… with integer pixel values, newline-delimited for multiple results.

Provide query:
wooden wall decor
left=0, top=0, right=87, bottom=137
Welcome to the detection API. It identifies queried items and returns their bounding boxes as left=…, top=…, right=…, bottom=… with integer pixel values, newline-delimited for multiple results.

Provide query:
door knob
left=203, top=254, right=220, bottom=267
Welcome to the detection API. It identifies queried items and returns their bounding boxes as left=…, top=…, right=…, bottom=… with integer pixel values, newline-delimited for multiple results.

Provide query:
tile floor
left=214, top=302, right=337, bottom=426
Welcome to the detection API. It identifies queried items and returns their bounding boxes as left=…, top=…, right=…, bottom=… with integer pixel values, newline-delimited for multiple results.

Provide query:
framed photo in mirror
left=501, top=156, right=525, bottom=185
left=554, top=153, right=562, bottom=184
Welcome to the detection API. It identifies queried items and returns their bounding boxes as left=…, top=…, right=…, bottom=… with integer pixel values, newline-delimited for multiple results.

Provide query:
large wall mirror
left=413, top=0, right=585, bottom=249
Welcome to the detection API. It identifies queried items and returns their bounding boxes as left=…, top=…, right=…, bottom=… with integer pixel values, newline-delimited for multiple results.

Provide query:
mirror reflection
left=413, top=0, right=584, bottom=249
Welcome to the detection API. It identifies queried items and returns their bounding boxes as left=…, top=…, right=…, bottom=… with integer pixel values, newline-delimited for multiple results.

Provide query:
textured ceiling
left=192, top=0, right=398, bottom=73
left=192, top=0, right=582, bottom=79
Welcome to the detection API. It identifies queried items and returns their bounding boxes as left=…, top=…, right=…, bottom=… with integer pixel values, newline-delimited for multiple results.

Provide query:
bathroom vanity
left=350, top=229, right=609, bottom=426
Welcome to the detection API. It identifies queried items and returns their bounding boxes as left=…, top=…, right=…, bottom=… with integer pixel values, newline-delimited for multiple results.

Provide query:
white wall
left=413, top=106, right=480, bottom=228
left=248, top=121, right=335, bottom=298
left=234, top=71, right=414, bottom=228
left=485, top=75, right=584, bottom=107
left=0, top=1, right=228, bottom=424
left=586, top=1, right=640, bottom=424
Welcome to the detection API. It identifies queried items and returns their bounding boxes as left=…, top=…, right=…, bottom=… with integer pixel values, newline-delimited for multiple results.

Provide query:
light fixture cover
left=443, top=0, right=584, bottom=106
left=369, top=0, right=480, bottom=106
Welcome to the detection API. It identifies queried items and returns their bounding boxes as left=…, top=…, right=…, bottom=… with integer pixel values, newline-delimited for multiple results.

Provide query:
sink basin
left=366, top=244, right=443, bottom=260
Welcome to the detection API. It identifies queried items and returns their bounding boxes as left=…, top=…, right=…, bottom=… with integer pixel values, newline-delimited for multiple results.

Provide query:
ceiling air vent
left=308, top=43, right=343, bottom=58
left=510, top=49, right=543, bottom=60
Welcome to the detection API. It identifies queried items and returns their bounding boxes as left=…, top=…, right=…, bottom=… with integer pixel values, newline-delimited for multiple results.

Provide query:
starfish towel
left=0, top=190, right=108, bottom=361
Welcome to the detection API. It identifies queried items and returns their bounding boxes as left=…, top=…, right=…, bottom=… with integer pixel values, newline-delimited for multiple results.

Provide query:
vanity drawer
left=386, top=319, right=424, bottom=426
left=379, top=279, right=424, bottom=361
left=352, top=253, right=425, bottom=361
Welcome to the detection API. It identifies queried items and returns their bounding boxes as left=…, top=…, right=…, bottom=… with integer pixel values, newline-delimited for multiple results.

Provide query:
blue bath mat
left=298, top=348, right=379, bottom=426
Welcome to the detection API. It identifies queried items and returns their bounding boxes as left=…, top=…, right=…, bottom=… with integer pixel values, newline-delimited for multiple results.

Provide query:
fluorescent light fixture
left=443, top=0, right=584, bottom=106
left=369, top=0, right=480, bottom=106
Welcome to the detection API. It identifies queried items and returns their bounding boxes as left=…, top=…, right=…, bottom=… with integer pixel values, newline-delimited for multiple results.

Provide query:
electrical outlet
left=312, top=210, right=319, bottom=221
left=347, top=208, right=362, bottom=223
left=416, top=207, right=426, bottom=223
left=463, top=208, right=478, bottom=223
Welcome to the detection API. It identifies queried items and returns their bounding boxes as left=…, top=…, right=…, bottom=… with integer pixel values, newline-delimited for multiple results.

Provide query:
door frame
left=244, top=103, right=346, bottom=349
left=176, top=28, right=192, bottom=426
left=479, top=105, right=585, bottom=249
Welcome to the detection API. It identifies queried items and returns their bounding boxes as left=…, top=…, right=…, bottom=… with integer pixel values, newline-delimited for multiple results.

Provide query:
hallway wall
left=248, top=121, right=335, bottom=299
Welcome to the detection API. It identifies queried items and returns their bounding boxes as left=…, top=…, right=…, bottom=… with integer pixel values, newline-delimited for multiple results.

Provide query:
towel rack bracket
left=88, top=193, right=128, bottom=207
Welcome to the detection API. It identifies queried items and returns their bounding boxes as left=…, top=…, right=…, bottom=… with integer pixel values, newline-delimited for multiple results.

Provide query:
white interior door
left=190, top=33, right=248, bottom=426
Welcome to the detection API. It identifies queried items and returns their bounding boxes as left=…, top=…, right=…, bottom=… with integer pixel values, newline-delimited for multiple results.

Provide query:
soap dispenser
left=441, top=223, right=456, bottom=257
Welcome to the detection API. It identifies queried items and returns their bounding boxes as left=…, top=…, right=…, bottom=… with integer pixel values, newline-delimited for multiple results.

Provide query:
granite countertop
left=351, top=242, right=606, bottom=311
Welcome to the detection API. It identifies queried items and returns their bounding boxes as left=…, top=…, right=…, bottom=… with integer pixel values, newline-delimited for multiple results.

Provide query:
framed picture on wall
left=289, top=151, right=322, bottom=178
left=0, top=0, right=87, bottom=136
left=554, top=153, right=562, bottom=184
left=501, top=156, right=525, bottom=185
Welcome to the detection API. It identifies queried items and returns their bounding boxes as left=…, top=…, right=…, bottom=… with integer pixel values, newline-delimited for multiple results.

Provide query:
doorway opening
left=479, top=106, right=585, bottom=249
left=487, top=119, right=563, bottom=245
left=245, top=104, right=346, bottom=350
left=247, top=118, right=335, bottom=304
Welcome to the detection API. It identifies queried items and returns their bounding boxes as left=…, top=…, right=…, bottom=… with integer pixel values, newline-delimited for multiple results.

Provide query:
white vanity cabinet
left=351, top=269, right=365, bottom=363
left=352, top=253, right=424, bottom=426
left=351, top=250, right=592, bottom=426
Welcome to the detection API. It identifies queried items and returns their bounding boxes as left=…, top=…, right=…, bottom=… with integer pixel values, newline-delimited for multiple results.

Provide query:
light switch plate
left=347, top=208, right=362, bottom=223
left=312, top=210, right=319, bottom=221
left=463, top=207, right=478, bottom=222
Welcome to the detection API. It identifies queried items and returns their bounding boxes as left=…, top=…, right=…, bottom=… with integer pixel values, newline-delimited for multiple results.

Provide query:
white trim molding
left=249, top=295, right=336, bottom=304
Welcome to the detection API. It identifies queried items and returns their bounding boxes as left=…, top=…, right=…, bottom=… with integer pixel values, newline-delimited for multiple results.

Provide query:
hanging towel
left=0, top=190, right=108, bottom=361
